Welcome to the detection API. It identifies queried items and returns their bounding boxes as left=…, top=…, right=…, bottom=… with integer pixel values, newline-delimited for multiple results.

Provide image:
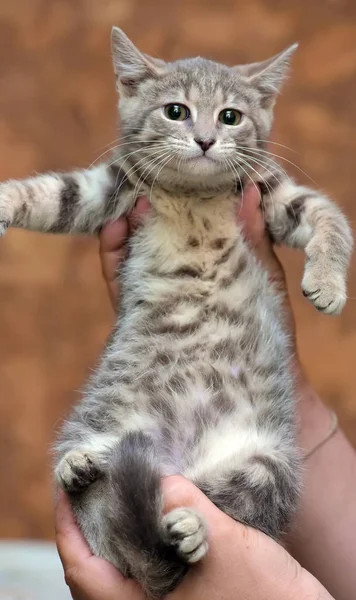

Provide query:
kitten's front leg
left=56, top=449, right=102, bottom=493
left=0, top=163, right=133, bottom=236
left=261, top=175, right=353, bottom=315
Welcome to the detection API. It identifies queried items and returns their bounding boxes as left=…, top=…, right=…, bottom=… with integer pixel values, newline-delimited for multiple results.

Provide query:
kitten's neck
left=147, top=185, right=239, bottom=225
left=146, top=171, right=240, bottom=197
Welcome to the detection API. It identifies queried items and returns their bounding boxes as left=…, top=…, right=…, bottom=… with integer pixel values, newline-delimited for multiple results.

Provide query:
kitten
left=0, top=28, right=352, bottom=598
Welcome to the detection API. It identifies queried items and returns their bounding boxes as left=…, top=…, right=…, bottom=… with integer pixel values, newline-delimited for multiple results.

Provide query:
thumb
left=162, top=475, right=233, bottom=531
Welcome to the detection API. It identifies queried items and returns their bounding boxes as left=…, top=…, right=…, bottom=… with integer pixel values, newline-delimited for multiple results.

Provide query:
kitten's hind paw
left=162, top=508, right=208, bottom=563
left=55, top=450, right=101, bottom=493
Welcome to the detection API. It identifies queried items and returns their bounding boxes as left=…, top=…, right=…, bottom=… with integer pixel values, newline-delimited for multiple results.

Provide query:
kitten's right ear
left=111, top=27, right=166, bottom=95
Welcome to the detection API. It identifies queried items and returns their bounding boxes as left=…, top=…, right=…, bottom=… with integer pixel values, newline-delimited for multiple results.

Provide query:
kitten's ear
left=238, top=43, right=298, bottom=102
left=111, top=27, right=166, bottom=94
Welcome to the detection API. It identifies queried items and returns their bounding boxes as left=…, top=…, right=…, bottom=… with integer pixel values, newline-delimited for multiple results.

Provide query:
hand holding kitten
left=55, top=477, right=333, bottom=600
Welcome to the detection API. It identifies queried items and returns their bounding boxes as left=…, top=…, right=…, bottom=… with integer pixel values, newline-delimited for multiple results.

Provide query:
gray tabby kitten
left=0, top=28, right=352, bottom=598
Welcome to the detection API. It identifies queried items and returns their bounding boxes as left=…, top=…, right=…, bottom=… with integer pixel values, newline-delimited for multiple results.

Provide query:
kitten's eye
left=164, top=104, right=190, bottom=121
left=219, top=109, right=242, bottom=126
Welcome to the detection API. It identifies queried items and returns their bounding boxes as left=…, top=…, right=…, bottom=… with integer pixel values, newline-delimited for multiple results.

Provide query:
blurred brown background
left=0, top=0, right=355, bottom=540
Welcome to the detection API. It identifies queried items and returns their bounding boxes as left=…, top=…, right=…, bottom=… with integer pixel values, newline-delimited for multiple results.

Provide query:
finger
left=237, top=185, right=277, bottom=261
left=238, top=184, right=265, bottom=245
left=237, top=185, right=286, bottom=279
left=163, top=476, right=230, bottom=530
left=128, top=196, right=151, bottom=232
left=55, top=489, right=92, bottom=572
left=234, top=187, right=296, bottom=344
left=65, top=559, right=144, bottom=600
left=99, top=218, right=129, bottom=307
left=99, top=198, right=151, bottom=309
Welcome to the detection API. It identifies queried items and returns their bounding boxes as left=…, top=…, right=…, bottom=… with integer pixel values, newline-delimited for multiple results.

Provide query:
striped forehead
left=148, top=58, right=255, bottom=110
left=162, top=61, right=251, bottom=109
left=158, top=81, right=227, bottom=110
left=187, top=83, right=225, bottom=108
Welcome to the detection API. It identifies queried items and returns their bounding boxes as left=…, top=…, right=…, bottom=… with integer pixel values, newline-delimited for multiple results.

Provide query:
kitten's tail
left=105, top=431, right=191, bottom=598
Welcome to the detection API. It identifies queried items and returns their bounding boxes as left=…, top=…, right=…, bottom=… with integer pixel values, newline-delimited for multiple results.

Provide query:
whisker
left=110, top=154, right=164, bottom=209
left=238, top=155, right=281, bottom=222
left=132, top=150, right=173, bottom=202
left=235, top=152, right=286, bottom=189
left=108, top=144, right=171, bottom=174
left=255, top=140, right=298, bottom=154
left=231, top=155, right=274, bottom=220
left=149, top=153, right=175, bottom=204
left=135, top=152, right=173, bottom=202
left=110, top=148, right=172, bottom=205
left=246, top=147, right=317, bottom=186
left=87, top=138, right=172, bottom=169
left=235, top=147, right=289, bottom=180
left=226, top=158, right=244, bottom=215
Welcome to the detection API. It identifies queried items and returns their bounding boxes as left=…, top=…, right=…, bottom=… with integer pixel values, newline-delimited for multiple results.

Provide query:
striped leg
left=261, top=177, right=353, bottom=315
left=0, top=163, right=134, bottom=236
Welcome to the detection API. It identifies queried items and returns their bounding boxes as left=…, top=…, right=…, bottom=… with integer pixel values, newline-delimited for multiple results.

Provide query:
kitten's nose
left=194, top=138, right=216, bottom=153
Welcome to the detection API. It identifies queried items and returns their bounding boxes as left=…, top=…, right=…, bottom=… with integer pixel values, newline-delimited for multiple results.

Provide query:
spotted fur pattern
left=0, top=28, right=352, bottom=598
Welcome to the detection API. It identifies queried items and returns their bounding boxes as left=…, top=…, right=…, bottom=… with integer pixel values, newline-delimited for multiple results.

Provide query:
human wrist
left=289, top=357, right=333, bottom=456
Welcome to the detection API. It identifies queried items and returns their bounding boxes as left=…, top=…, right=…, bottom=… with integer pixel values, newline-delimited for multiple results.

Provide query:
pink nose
left=194, top=138, right=216, bottom=153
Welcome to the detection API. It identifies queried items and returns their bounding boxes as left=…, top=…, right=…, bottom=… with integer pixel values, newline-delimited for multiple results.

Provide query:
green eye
left=219, top=109, right=242, bottom=126
left=164, top=104, right=190, bottom=121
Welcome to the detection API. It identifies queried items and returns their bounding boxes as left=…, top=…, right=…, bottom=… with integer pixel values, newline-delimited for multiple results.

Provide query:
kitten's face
left=112, top=29, right=296, bottom=191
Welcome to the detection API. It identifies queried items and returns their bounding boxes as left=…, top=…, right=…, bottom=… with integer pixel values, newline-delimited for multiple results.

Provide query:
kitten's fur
left=0, top=28, right=352, bottom=597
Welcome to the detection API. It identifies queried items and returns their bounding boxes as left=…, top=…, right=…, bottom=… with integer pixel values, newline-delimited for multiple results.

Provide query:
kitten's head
left=112, top=28, right=297, bottom=192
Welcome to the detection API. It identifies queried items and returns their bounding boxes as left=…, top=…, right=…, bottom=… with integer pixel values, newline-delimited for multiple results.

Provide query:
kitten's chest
left=120, top=186, right=264, bottom=347
left=130, top=188, right=242, bottom=276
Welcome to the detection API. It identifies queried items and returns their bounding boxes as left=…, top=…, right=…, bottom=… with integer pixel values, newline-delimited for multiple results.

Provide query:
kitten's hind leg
left=194, top=452, right=300, bottom=539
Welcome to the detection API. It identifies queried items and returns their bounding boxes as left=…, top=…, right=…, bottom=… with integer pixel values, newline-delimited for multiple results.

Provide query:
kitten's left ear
left=111, top=27, right=166, bottom=95
left=238, top=43, right=298, bottom=101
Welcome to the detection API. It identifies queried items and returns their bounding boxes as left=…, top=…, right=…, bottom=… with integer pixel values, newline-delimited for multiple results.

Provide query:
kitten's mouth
left=191, top=153, right=216, bottom=163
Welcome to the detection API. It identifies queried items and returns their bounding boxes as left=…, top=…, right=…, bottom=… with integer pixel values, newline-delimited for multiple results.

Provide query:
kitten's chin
left=177, top=155, right=227, bottom=177
left=157, top=161, right=236, bottom=193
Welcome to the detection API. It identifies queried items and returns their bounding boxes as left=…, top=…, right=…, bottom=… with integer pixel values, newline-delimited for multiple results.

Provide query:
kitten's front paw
left=302, top=265, right=346, bottom=315
left=162, top=508, right=208, bottom=563
left=55, top=450, right=101, bottom=493
left=0, top=219, right=10, bottom=237
left=0, top=182, right=17, bottom=236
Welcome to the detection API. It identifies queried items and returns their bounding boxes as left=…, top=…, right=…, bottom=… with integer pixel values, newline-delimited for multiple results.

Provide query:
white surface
left=0, top=541, right=71, bottom=599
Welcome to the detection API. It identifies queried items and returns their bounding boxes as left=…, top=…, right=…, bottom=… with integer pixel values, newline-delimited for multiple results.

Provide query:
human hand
left=99, top=197, right=151, bottom=309
left=55, top=477, right=332, bottom=600
left=55, top=487, right=142, bottom=600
